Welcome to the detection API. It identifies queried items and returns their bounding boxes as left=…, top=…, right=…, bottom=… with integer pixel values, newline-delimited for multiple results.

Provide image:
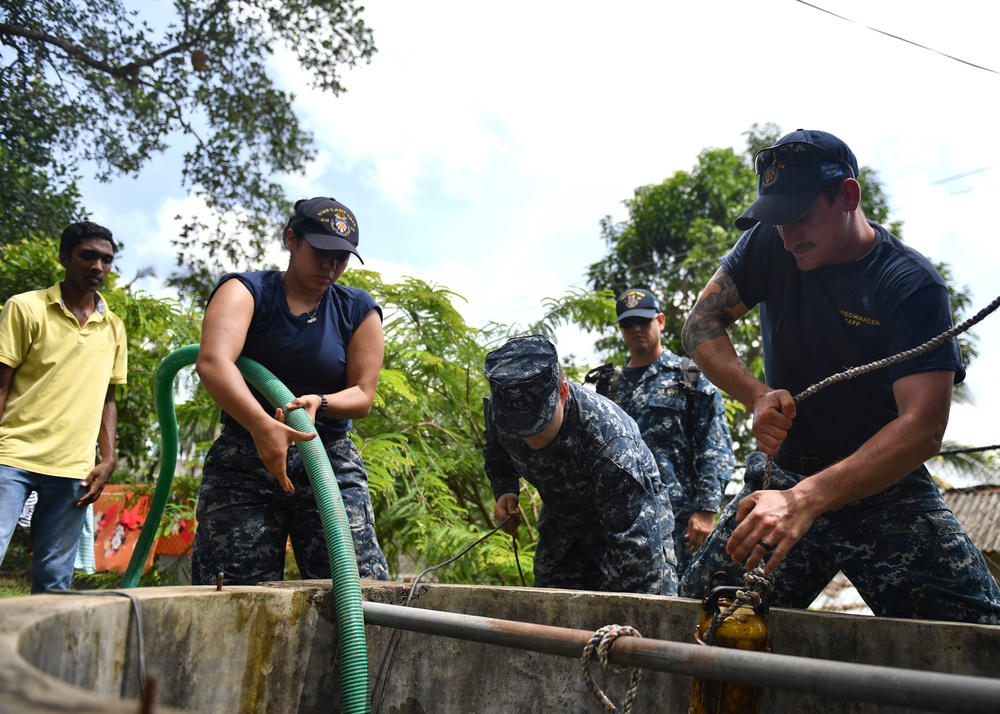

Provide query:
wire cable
left=794, top=0, right=999, bottom=74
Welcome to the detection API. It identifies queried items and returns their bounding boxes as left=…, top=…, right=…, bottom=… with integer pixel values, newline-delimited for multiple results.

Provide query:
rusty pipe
left=363, top=601, right=1000, bottom=714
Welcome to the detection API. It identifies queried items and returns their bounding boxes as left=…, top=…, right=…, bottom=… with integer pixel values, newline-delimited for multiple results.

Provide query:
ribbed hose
left=122, top=344, right=199, bottom=589
left=122, top=344, right=371, bottom=713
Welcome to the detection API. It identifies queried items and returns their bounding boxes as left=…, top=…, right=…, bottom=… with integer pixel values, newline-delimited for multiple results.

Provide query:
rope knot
left=581, top=624, right=643, bottom=713
left=720, top=566, right=775, bottom=621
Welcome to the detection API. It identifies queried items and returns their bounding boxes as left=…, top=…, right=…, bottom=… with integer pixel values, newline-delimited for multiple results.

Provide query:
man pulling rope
left=677, top=129, right=1000, bottom=625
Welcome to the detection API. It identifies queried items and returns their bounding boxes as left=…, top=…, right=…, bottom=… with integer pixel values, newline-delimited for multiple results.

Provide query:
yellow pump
left=689, top=583, right=771, bottom=714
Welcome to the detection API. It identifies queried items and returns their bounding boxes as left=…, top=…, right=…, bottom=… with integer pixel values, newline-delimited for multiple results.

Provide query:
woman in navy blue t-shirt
left=192, top=197, right=388, bottom=585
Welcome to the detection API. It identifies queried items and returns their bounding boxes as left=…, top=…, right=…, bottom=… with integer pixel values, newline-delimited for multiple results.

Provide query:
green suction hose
left=121, top=344, right=199, bottom=589
left=122, top=344, right=371, bottom=714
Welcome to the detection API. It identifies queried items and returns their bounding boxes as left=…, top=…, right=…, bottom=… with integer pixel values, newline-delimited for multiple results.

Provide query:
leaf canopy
left=1, top=0, right=375, bottom=297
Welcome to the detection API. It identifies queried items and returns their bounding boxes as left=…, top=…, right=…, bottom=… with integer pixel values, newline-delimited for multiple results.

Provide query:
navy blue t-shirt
left=720, top=221, right=964, bottom=459
left=209, top=270, right=381, bottom=435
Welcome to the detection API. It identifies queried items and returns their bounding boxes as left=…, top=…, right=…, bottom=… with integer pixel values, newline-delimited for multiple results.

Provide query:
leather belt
left=773, top=453, right=843, bottom=476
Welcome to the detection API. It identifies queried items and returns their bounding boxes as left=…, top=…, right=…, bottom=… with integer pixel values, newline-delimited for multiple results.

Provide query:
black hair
left=821, top=179, right=847, bottom=205
left=281, top=199, right=308, bottom=249
left=60, top=221, right=115, bottom=256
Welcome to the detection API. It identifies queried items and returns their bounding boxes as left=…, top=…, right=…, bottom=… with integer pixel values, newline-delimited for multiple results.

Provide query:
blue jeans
left=0, top=464, right=89, bottom=593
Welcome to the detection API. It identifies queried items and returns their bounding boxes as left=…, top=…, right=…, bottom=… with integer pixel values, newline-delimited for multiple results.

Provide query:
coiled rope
left=580, top=624, right=644, bottom=714
left=726, top=292, right=1000, bottom=622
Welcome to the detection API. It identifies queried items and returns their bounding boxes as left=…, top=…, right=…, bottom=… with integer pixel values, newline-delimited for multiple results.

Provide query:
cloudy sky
left=81, top=0, right=1000, bottom=450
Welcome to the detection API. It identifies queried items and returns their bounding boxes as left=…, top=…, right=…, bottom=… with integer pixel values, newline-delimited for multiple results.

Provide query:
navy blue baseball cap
left=615, top=287, right=661, bottom=324
left=485, top=335, right=561, bottom=438
left=736, top=129, right=860, bottom=231
left=287, top=197, right=364, bottom=263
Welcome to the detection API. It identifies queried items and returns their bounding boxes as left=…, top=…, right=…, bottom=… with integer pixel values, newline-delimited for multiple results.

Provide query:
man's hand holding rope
left=720, top=386, right=803, bottom=573
left=750, top=388, right=796, bottom=457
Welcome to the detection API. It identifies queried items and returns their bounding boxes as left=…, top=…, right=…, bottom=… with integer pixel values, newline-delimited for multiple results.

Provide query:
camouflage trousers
left=533, top=536, right=679, bottom=597
left=533, top=506, right=679, bottom=597
left=191, top=429, right=388, bottom=585
left=679, top=453, right=1000, bottom=624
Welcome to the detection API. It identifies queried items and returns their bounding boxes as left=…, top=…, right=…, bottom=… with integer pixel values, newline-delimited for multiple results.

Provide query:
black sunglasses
left=753, top=141, right=855, bottom=179
left=619, top=316, right=654, bottom=329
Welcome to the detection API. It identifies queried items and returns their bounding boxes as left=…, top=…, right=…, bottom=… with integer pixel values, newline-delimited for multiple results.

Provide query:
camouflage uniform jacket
left=614, top=350, right=735, bottom=518
left=484, top=382, right=675, bottom=595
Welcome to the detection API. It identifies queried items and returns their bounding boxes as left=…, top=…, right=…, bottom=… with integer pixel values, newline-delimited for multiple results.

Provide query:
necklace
left=282, top=273, right=323, bottom=323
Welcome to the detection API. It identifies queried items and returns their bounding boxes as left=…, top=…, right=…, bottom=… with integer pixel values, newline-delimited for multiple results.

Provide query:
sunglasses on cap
left=753, top=141, right=855, bottom=179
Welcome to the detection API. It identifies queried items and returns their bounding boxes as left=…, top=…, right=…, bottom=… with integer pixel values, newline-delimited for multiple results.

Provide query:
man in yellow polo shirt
left=0, top=221, right=127, bottom=593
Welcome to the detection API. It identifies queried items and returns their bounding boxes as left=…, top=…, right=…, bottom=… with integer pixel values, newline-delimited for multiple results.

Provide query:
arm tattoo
left=682, top=270, right=741, bottom=354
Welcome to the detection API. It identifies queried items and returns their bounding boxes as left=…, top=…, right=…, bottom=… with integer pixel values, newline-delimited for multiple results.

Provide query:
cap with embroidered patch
left=485, top=335, right=561, bottom=438
left=615, top=288, right=661, bottom=324
left=287, top=197, right=364, bottom=263
left=736, top=129, right=859, bottom=231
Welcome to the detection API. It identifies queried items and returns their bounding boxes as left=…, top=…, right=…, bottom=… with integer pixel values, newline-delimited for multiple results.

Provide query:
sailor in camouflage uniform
left=483, top=335, right=678, bottom=596
left=612, top=288, right=735, bottom=576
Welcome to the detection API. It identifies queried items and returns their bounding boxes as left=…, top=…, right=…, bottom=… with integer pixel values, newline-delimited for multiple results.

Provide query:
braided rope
left=580, top=624, right=644, bottom=714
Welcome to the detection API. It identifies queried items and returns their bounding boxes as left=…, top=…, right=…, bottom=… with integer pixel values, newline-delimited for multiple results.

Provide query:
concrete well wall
left=0, top=581, right=998, bottom=713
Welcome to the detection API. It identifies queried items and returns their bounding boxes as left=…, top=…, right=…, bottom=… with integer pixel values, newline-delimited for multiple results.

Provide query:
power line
left=794, top=1, right=1000, bottom=74
left=932, top=166, right=994, bottom=185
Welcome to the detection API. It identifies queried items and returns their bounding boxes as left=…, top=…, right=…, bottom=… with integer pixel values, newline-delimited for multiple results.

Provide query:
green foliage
left=0, top=60, right=87, bottom=247
left=0, top=237, right=64, bottom=301
left=583, top=143, right=760, bottom=458
left=934, top=261, right=978, bottom=406
left=742, top=122, right=783, bottom=158
left=1, top=0, right=376, bottom=296
left=341, top=270, right=533, bottom=583
left=73, top=566, right=178, bottom=590
left=0, top=252, right=538, bottom=586
left=0, top=525, right=32, bottom=573
left=101, top=289, right=203, bottom=479
left=116, top=473, right=201, bottom=539
left=929, top=442, right=999, bottom=488
left=0, top=144, right=84, bottom=247
left=0, top=575, right=31, bottom=599
left=533, top=287, right=617, bottom=347
left=586, top=146, right=758, bottom=357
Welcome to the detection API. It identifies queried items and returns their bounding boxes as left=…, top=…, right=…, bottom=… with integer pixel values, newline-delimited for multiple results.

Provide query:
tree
left=342, top=270, right=535, bottom=583
left=0, top=96, right=84, bottom=245
left=582, top=137, right=760, bottom=457
left=1, top=0, right=376, bottom=299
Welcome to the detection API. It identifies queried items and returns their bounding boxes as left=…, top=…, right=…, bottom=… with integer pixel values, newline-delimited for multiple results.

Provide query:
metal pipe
left=363, top=601, right=1000, bottom=714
